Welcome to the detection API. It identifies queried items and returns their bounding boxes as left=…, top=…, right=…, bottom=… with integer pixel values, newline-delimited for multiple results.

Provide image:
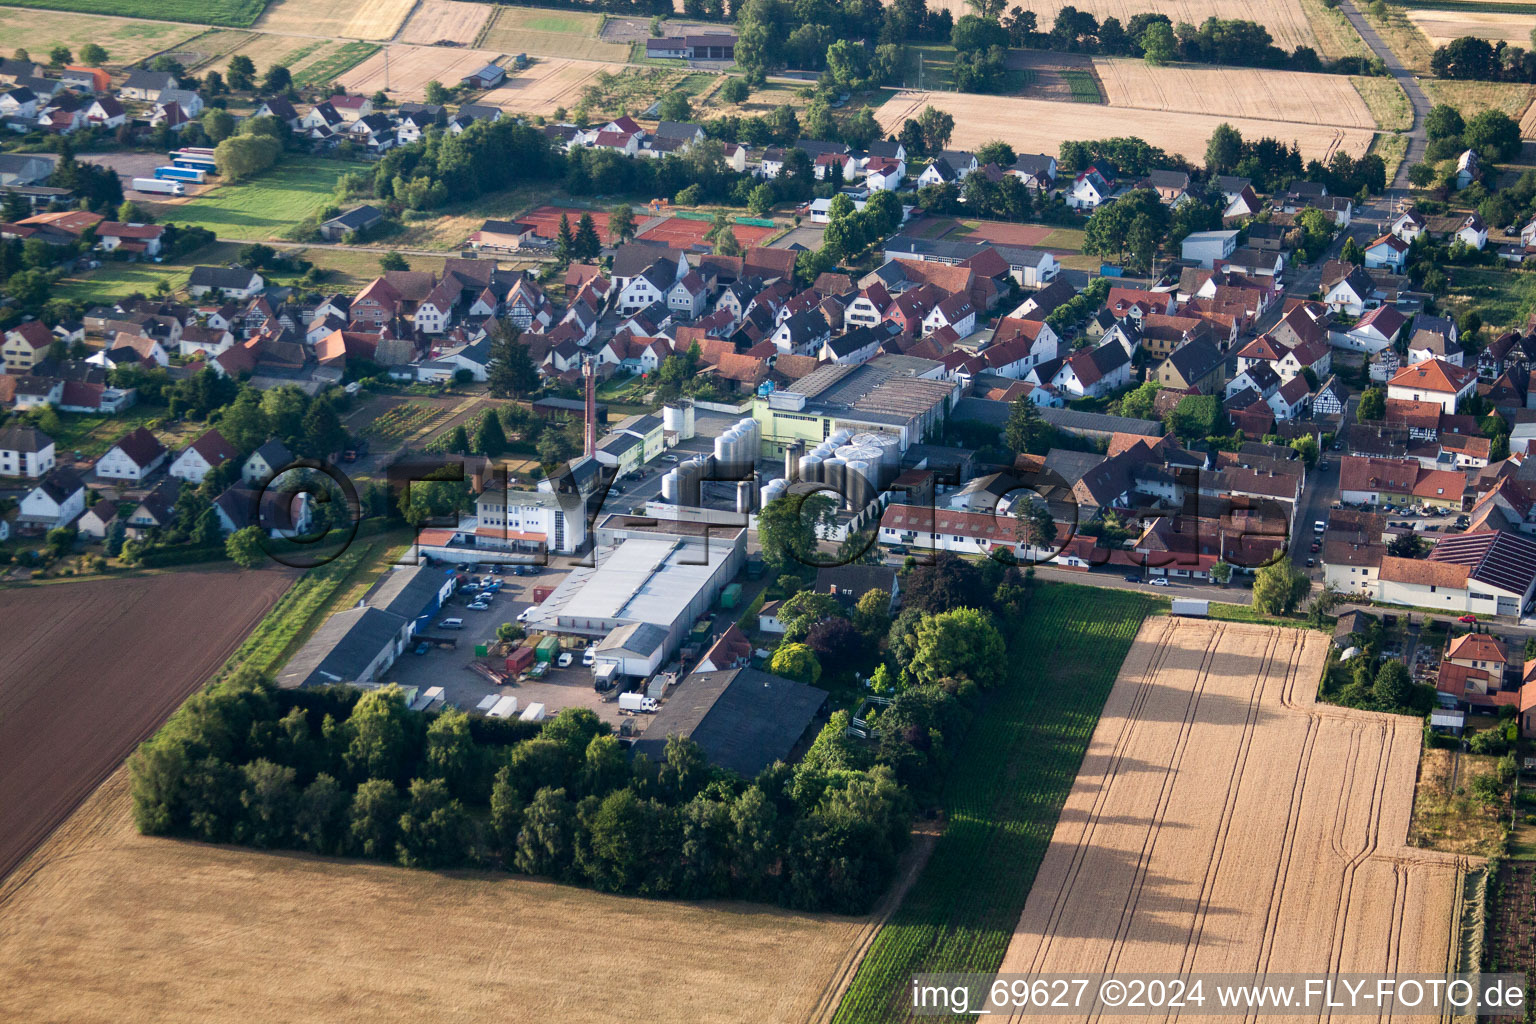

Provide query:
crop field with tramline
left=831, top=585, right=1160, bottom=1023
left=363, top=402, right=449, bottom=444
left=997, top=618, right=1463, bottom=1018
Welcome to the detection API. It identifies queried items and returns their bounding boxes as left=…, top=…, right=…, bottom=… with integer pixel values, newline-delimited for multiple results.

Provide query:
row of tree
left=128, top=665, right=912, bottom=912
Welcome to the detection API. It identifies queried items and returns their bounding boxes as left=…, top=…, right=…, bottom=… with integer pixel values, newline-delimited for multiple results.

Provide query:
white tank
left=663, top=403, right=696, bottom=441
left=761, top=478, right=788, bottom=506
left=868, top=432, right=902, bottom=474
left=661, top=469, right=680, bottom=503
left=784, top=441, right=803, bottom=483
left=736, top=480, right=754, bottom=514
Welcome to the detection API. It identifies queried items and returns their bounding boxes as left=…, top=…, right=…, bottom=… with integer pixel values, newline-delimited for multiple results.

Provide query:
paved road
left=1338, top=0, right=1430, bottom=191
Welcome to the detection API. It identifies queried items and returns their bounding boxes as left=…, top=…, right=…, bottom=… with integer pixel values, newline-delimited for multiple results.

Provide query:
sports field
left=638, top=216, right=778, bottom=247
left=0, top=7, right=199, bottom=65
left=145, top=156, right=351, bottom=241
left=253, top=0, right=414, bottom=40
left=998, top=619, right=1463, bottom=1014
left=1092, top=58, right=1377, bottom=129
left=0, top=0, right=264, bottom=26
left=0, top=570, right=293, bottom=883
left=479, top=58, right=627, bottom=116
left=1406, top=7, right=1536, bottom=47
left=398, top=0, right=493, bottom=45
left=337, top=44, right=504, bottom=102
left=877, top=90, right=1372, bottom=164
left=478, top=5, right=632, bottom=61
left=519, top=204, right=616, bottom=244
left=0, top=766, right=877, bottom=1024
left=898, top=0, right=1322, bottom=52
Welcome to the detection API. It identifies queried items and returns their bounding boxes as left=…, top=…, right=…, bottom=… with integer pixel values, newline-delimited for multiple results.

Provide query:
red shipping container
left=506, top=646, right=535, bottom=675
left=532, top=586, right=554, bottom=603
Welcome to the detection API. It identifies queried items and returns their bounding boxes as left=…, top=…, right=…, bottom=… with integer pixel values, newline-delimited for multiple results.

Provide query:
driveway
left=1337, top=0, right=1430, bottom=191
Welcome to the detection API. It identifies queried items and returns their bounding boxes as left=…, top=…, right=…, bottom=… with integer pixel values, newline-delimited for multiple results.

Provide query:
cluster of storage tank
left=659, top=417, right=762, bottom=512
left=766, top=428, right=901, bottom=511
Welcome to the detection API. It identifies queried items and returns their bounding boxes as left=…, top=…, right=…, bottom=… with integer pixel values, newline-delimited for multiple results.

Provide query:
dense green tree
left=514, top=786, right=576, bottom=878
left=293, top=773, right=349, bottom=854
left=348, top=778, right=403, bottom=859
left=573, top=213, right=602, bottom=260
left=379, top=251, right=409, bottom=272
left=225, top=525, right=265, bottom=568
left=769, top=642, right=822, bottom=685
left=911, top=607, right=1006, bottom=688
left=227, top=54, right=255, bottom=91
left=1425, top=104, right=1464, bottom=141
left=1357, top=386, right=1386, bottom=422
left=341, top=685, right=411, bottom=783
left=474, top=411, right=507, bottom=456
left=485, top=321, right=539, bottom=398
left=657, top=91, right=692, bottom=121
left=1004, top=395, right=1049, bottom=455
left=757, top=493, right=837, bottom=570
left=396, top=776, right=472, bottom=869
left=79, top=42, right=108, bottom=65
left=238, top=758, right=298, bottom=848
left=1252, top=560, right=1308, bottom=616
left=608, top=203, right=636, bottom=244
left=1372, top=660, right=1412, bottom=708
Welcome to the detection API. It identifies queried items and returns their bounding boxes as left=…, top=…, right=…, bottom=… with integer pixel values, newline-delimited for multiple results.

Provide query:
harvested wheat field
left=1000, top=618, right=1465, bottom=1018
left=479, top=58, right=627, bottom=117
left=254, top=0, right=415, bottom=40
left=398, top=0, right=493, bottom=45
left=338, top=44, right=504, bottom=102
left=1406, top=8, right=1536, bottom=48
left=1092, top=59, right=1376, bottom=129
left=0, top=570, right=293, bottom=883
left=893, top=0, right=1321, bottom=51
left=0, top=768, right=873, bottom=1024
left=877, top=91, right=1372, bottom=163
left=0, top=7, right=198, bottom=66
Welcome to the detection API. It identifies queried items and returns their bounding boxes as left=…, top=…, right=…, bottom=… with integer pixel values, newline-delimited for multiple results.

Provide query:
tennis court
left=520, top=204, right=616, bottom=244
left=637, top=216, right=777, bottom=247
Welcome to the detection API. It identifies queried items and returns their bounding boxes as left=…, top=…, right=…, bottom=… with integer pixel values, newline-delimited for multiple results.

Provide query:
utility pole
left=384, top=46, right=390, bottom=92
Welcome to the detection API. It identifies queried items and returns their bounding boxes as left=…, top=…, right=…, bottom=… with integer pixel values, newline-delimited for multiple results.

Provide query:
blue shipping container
left=155, top=166, right=205, bottom=183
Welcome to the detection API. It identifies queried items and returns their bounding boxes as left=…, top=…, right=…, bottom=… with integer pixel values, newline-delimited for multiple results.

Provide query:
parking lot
left=383, top=561, right=636, bottom=730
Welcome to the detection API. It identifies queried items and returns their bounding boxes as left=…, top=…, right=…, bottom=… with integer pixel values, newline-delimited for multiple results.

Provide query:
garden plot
left=0, top=7, right=199, bottom=66
left=998, top=618, right=1464, bottom=1013
left=477, top=5, right=632, bottom=61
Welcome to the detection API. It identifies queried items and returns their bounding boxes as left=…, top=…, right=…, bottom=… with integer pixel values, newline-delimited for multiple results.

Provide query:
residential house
left=187, top=265, right=264, bottom=299
left=3, top=320, right=53, bottom=372
left=1364, top=233, right=1409, bottom=272
left=1181, top=229, right=1239, bottom=269
left=118, top=69, right=177, bottom=102
left=96, top=426, right=167, bottom=482
left=17, top=467, right=85, bottom=532
left=1323, top=265, right=1377, bottom=316
left=0, top=424, right=55, bottom=478
left=1052, top=343, right=1132, bottom=398
left=1340, top=304, right=1407, bottom=354
left=168, top=428, right=238, bottom=484
left=242, top=439, right=294, bottom=486
left=1156, top=338, right=1227, bottom=394
left=95, top=221, right=164, bottom=257
left=1387, top=358, right=1477, bottom=414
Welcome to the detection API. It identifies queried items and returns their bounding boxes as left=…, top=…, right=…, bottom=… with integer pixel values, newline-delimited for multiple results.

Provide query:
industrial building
left=752, top=355, right=960, bottom=459
left=275, top=562, right=455, bottom=688
left=631, top=667, right=828, bottom=778
left=528, top=513, right=747, bottom=671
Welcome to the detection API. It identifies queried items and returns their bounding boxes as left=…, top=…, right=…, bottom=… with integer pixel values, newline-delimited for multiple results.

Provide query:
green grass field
left=44, top=407, right=168, bottom=459
left=150, top=157, right=352, bottom=241
left=0, top=0, right=267, bottom=27
left=830, top=585, right=1161, bottom=1024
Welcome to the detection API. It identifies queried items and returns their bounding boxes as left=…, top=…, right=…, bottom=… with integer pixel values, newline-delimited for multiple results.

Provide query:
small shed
left=1429, top=708, right=1465, bottom=736
left=461, top=63, right=506, bottom=89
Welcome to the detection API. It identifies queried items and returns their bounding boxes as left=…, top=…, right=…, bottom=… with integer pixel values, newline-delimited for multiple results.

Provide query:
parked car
left=1150, top=577, right=1169, bottom=587
left=468, top=600, right=490, bottom=612
left=1124, top=574, right=1140, bottom=582
left=440, top=618, right=465, bottom=630
left=517, top=608, right=535, bottom=622
left=582, top=646, right=596, bottom=667
left=413, top=641, right=431, bottom=655
left=1457, top=614, right=1478, bottom=623
left=557, top=652, right=574, bottom=668
left=1305, top=558, right=1315, bottom=568
left=662, top=454, right=680, bottom=462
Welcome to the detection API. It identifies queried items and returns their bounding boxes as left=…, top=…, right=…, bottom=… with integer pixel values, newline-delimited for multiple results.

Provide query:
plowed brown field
left=1000, top=618, right=1466, bottom=1019
left=0, top=570, right=292, bottom=883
